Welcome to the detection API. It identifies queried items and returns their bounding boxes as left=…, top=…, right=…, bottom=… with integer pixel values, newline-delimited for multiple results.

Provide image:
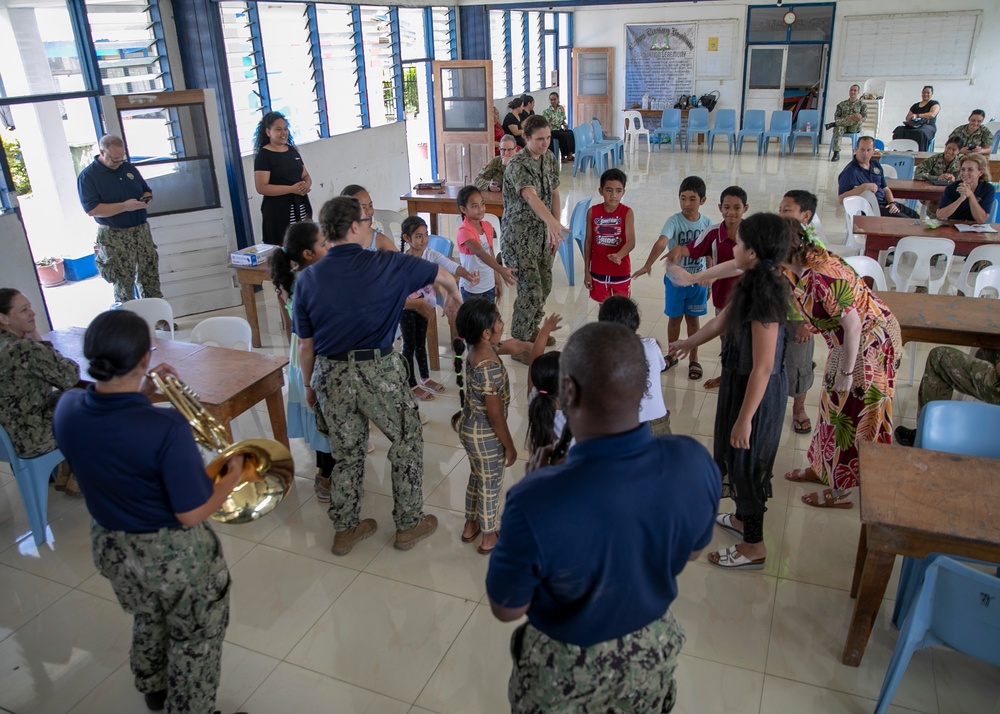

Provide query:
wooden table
left=852, top=216, right=1000, bottom=261
left=401, top=186, right=504, bottom=234
left=230, top=262, right=292, bottom=348
left=908, top=151, right=1000, bottom=176
left=885, top=178, right=945, bottom=202
left=45, top=327, right=290, bottom=447
left=845, top=442, right=1000, bottom=666
left=875, top=291, right=1000, bottom=350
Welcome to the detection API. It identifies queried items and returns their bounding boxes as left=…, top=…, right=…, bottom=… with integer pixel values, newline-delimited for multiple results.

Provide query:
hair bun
left=87, top=356, right=117, bottom=381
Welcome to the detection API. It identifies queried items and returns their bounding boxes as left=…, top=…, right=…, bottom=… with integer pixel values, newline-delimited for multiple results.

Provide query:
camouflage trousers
left=508, top=609, right=686, bottom=714
left=91, top=521, right=229, bottom=714
left=918, top=347, right=1000, bottom=410
left=312, top=351, right=425, bottom=532
left=832, top=120, right=863, bottom=150
left=504, top=233, right=554, bottom=341
left=95, top=222, right=162, bottom=304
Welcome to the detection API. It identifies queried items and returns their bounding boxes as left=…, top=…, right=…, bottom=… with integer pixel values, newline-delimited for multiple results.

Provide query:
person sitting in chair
left=837, top=136, right=918, bottom=218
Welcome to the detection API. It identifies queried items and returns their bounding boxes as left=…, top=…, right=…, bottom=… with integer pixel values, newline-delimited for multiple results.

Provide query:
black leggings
left=315, top=451, right=334, bottom=477
left=400, top=309, right=429, bottom=388
left=740, top=513, right=764, bottom=545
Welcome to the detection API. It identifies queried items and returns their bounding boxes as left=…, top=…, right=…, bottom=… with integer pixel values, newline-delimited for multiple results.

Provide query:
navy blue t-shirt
left=486, top=427, right=721, bottom=647
left=938, top=180, right=996, bottom=222
left=838, top=157, right=887, bottom=204
left=77, top=158, right=151, bottom=228
left=53, top=387, right=212, bottom=531
left=293, top=243, right=439, bottom=355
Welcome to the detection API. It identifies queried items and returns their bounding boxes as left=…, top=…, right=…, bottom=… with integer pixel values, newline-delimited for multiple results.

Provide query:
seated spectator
left=502, top=98, right=526, bottom=148
left=895, top=347, right=1000, bottom=446
left=948, top=110, right=994, bottom=156
left=826, top=84, right=867, bottom=162
left=935, top=154, right=995, bottom=223
left=475, top=135, right=517, bottom=192
left=492, top=106, right=505, bottom=156
left=914, top=137, right=964, bottom=216
left=542, top=92, right=575, bottom=161
left=891, top=85, right=940, bottom=152
left=837, top=136, right=918, bottom=218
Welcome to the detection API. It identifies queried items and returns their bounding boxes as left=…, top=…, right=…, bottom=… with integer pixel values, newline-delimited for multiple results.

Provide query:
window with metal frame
left=489, top=10, right=509, bottom=99
left=219, top=2, right=263, bottom=154
left=315, top=4, right=363, bottom=136
left=85, top=0, right=172, bottom=96
left=527, top=12, right=543, bottom=91
left=360, top=5, right=397, bottom=128
left=509, top=11, right=526, bottom=96
left=257, top=3, right=321, bottom=143
left=432, top=7, right=456, bottom=61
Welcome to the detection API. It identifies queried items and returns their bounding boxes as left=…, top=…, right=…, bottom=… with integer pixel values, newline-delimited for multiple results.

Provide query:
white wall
left=241, top=121, right=412, bottom=242
left=572, top=0, right=1000, bottom=143
left=0, top=212, right=50, bottom=333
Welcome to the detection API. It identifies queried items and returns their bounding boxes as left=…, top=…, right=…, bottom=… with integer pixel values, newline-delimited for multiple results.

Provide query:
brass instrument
left=149, top=372, right=294, bottom=524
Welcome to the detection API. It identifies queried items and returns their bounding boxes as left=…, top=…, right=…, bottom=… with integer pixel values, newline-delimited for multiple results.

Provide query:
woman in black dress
left=502, top=97, right=527, bottom=148
left=893, top=85, right=940, bottom=151
left=253, top=111, right=313, bottom=245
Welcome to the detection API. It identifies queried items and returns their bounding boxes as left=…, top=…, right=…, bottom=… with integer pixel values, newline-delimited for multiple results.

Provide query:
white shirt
left=639, top=337, right=668, bottom=422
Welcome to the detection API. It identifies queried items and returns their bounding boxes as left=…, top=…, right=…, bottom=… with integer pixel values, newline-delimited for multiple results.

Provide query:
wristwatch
left=840, top=368, right=853, bottom=376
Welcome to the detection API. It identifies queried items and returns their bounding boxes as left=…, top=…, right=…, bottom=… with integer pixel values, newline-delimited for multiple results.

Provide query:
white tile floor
left=4, top=145, right=999, bottom=714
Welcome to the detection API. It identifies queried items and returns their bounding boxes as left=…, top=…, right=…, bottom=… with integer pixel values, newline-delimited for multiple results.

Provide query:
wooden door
left=744, top=46, right=787, bottom=116
left=432, top=60, right=494, bottom=186
left=573, top=47, right=613, bottom=129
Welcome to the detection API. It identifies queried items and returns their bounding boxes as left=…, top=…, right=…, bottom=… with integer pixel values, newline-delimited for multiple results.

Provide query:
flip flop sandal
left=784, top=468, right=825, bottom=484
left=707, top=544, right=766, bottom=570
left=420, top=379, right=446, bottom=394
left=661, top=355, right=679, bottom=373
left=461, top=523, right=482, bottom=543
left=793, top=417, right=813, bottom=434
left=411, top=386, right=435, bottom=402
left=688, top=361, right=703, bottom=381
left=715, top=513, right=744, bottom=540
left=802, top=488, right=853, bottom=509
left=704, top=376, right=721, bottom=390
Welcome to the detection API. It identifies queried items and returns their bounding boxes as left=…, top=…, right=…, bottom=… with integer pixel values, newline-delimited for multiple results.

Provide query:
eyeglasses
left=499, top=147, right=517, bottom=153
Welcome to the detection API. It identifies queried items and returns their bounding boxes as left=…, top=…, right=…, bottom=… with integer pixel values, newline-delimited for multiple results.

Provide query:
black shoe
left=894, top=426, right=917, bottom=447
left=824, top=122, right=836, bottom=130
left=144, top=690, right=167, bottom=711
left=831, top=151, right=840, bottom=162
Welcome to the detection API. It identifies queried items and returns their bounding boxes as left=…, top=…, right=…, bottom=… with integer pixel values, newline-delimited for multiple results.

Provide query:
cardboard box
left=230, top=243, right=279, bottom=267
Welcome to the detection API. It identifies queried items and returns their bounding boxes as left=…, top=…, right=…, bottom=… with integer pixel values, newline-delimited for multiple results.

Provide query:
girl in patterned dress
left=781, top=220, right=901, bottom=509
left=452, top=298, right=531, bottom=554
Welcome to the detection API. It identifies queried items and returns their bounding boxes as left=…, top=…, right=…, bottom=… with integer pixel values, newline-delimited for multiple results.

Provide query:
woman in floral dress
left=780, top=221, right=901, bottom=508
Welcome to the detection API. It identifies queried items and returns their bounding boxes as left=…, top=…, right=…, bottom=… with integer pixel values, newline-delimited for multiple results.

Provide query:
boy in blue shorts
left=633, top=176, right=712, bottom=379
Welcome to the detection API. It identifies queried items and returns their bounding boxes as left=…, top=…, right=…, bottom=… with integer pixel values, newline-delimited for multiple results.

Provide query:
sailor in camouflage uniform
left=53, top=310, right=245, bottom=714
left=294, top=196, right=462, bottom=556
left=0, top=288, right=78, bottom=457
left=475, top=135, right=518, bottom=192
left=827, top=84, right=867, bottom=161
left=948, top=110, right=995, bottom=156
left=500, top=115, right=565, bottom=361
left=914, top=137, right=964, bottom=216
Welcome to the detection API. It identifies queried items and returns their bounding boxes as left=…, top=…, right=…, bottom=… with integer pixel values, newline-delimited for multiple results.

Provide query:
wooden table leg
left=241, top=282, right=262, bottom=348
left=428, top=213, right=439, bottom=234
left=842, top=527, right=895, bottom=666
left=850, top=523, right=868, bottom=598
left=426, top=311, right=441, bottom=371
left=264, top=388, right=289, bottom=448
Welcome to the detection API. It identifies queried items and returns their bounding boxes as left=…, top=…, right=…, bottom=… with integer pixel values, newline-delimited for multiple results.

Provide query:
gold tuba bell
left=149, top=372, right=294, bottom=524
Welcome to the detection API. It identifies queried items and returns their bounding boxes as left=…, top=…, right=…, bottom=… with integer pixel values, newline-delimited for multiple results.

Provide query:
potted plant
left=35, top=257, right=66, bottom=287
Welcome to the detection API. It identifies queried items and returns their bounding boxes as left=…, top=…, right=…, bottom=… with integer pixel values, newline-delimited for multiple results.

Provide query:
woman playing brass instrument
left=53, top=310, right=245, bottom=714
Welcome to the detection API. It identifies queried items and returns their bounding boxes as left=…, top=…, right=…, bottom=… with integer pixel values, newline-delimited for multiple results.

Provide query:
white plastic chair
left=372, top=209, right=406, bottom=243
left=951, top=245, right=1000, bottom=296
left=881, top=164, right=898, bottom=179
left=122, top=298, right=174, bottom=339
left=842, top=195, right=876, bottom=253
left=623, top=111, right=651, bottom=154
left=974, top=265, right=1000, bottom=298
left=885, top=138, right=919, bottom=152
left=843, top=255, right=888, bottom=290
left=189, top=316, right=265, bottom=438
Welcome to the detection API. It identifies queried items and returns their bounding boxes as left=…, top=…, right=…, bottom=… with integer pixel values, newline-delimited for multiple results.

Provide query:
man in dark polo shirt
left=837, top=136, right=918, bottom=218
left=77, top=135, right=162, bottom=305
left=295, top=196, right=463, bottom=556
left=487, top=322, right=720, bottom=713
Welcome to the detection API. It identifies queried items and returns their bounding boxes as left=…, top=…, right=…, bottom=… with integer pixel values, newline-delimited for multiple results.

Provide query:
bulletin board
left=696, top=19, right=739, bottom=79
left=838, top=11, right=980, bottom=79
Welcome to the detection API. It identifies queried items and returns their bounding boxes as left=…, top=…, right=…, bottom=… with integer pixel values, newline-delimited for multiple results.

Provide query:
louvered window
left=257, top=3, right=320, bottom=142
left=219, top=2, right=262, bottom=154
left=431, top=7, right=456, bottom=61
left=489, top=10, right=508, bottom=99
left=315, top=4, right=362, bottom=135
left=360, top=5, right=395, bottom=127
left=86, top=0, right=170, bottom=95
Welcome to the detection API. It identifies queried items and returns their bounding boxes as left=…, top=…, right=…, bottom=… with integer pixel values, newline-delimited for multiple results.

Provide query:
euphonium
left=149, top=372, right=294, bottom=524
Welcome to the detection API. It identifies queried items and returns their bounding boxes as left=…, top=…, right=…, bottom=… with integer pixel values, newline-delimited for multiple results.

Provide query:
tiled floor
left=4, top=145, right=999, bottom=714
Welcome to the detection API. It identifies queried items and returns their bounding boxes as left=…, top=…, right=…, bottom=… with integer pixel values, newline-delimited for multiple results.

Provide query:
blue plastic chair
left=880, top=153, right=915, bottom=180
left=989, top=197, right=999, bottom=223
left=829, top=130, right=861, bottom=158
left=992, top=132, right=1000, bottom=155
left=590, top=119, right=623, bottom=166
left=569, top=196, right=593, bottom=261
left=789, top=109, right=820, bottom=155
left=571, top=124, right=606, bottom=177
left=736, top=110, right=765, bottom=154
left=874, top=138, right=886, bottom=151
left=875, top=556, right=1000, bottom=714
left=651, top=109, right=682, bottom=152
left=760, top=110, right=793, bottom=155
left=550, top=136, right=560, bottom=162
left=683, top=108, right=710, bottom=151
left=890, top=400, right=1000, bottom=628
left=0, top=423, right=63, bottom=547
left=427, top=234, right=454, bottom=259
left=706, top=109, right=737, bottom=154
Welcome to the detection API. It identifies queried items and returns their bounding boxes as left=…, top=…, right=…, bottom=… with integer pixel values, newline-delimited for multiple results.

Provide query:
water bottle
left=806, top=122, right=811, bottom=133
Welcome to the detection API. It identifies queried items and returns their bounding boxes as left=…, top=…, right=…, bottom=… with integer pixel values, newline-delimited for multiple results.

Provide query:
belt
left=326, top=347, right=393, bottom=362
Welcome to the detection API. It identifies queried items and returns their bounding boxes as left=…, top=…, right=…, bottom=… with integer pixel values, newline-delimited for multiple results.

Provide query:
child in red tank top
left=584, top=168, right=636, bottom=303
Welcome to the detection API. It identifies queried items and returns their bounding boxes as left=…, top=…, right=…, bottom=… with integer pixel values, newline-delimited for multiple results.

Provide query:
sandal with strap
left=688, top=361, right=703, bottom=381
left=411, top=385, right=435, bottom=402
left=784, top=468, right=825, bottom=484
left=707, top=544, right=766, bottom=570
left=661, top=355, right=679, bottom=373
left=793, top=417, right=813, bottom=434
left=802, top=488, right=853, bottom=509
left=715, top=513, right=744, bottom=540
left=420, top=378, right=446, bottom=394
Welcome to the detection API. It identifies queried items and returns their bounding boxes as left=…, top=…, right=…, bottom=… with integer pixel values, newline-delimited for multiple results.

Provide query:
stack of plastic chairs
left=569, top=196, right=594, bottom=262
left=591, top=119, right=624, bottom=164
